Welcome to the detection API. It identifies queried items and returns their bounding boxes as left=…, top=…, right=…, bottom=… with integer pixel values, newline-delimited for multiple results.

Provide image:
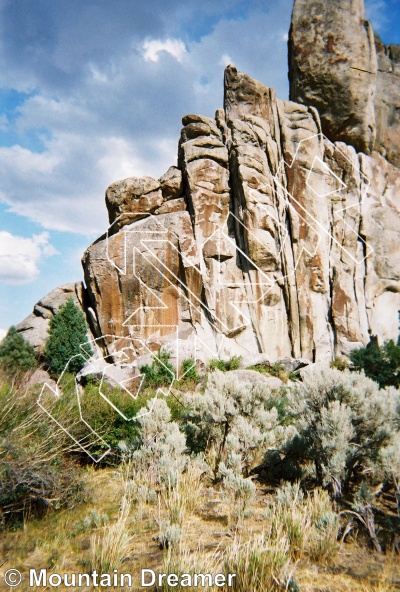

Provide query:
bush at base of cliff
left=44, top=298, right=93, bottom=377
left=140, top=349, right=175, bottom=389
left=0, top=326, right=37, bottom=373
left=349, top=337, right=400, bottom=388
left=208, top=355, right=241, bottom=372
left=183, top=370, right=282, bottom=478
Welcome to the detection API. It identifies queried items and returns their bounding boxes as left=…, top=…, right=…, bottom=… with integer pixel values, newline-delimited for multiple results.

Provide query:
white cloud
left=0, top=231, right=58, bottom=285
left=220, top=54, right=233, bottom=67
left=0, top=1, right=292, bottom=239
left=0, top=328, right=7, bottom=342
left=0, top=0, right=295, bottom=332
left=88, top=64, right=109, bottom=84
left=0, top=144, right=60, bottom=174
left=0, top=132, right=177, bottom=234
left=142, top=38, right=187, bottom=63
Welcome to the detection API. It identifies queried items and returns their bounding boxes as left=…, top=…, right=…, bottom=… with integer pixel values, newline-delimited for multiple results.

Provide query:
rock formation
left=16, top=283, right=87, bottom=351
left=18, top=0, right=400, bottom=368
left=289, top=0, right=400, bottom=166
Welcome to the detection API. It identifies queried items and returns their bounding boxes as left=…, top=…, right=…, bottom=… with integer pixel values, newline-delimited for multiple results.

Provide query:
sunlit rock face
left=289, top=0, right=400, bottom=167
left=19, top=0, right=400, bottom=366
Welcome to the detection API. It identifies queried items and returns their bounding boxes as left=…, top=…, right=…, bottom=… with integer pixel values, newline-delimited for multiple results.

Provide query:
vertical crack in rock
left=18, top=0, right=400, bottom=366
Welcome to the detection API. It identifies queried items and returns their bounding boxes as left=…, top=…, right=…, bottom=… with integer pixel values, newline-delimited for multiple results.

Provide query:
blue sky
left=0, top=0, right=399, bottom=338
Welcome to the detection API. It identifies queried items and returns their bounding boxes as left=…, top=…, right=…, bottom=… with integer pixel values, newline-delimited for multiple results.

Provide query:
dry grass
left=162, top=460, right=205, bottom=526
left=0, top=373, right=85, bottom=522
left=1, top=372, right=399, bottom=592
left=1, top=468, right=399, bottom=592
left=265, top=483, right=340, bottom=563
left=222, top=531, right=295, bottom=592
left=90, top=493, right=134, bottom=573
left=161, top=544, right=222, bottom=591
left=295, top=550, right=399, bottom=592
left=360, top=554, right=399, bottom=592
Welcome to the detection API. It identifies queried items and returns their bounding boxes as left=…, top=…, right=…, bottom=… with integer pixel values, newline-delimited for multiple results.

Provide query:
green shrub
left=140, top=348, right=174, bottom=388
left=0, top=326, right=37, bottom=373
left=48, top=373, right=145, bottom=456
left=349, top=337, right=400, bottom=388
left=246, top=364, right=270, bottom=375
left=248, top=362, right=294, bottom=383
left=44, top=298, right=93, bottom=377
left=208, top=355, right=241, bottom=372
left=180, top=357, right=200, bottom=382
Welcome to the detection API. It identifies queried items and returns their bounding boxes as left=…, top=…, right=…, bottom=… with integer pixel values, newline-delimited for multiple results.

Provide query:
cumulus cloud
left=0, top=231, right=58, bottom=285
left=0, top=0, right=293, bottom=239
left=0, top=132, right=177, bottom=233
left=0, top=328, right=7, bottom=342
left=142, top=38, right=187, bottom=63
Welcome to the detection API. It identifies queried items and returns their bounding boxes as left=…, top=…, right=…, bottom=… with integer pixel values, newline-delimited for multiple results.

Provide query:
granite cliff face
left=18, top=0, right=400, bottom=368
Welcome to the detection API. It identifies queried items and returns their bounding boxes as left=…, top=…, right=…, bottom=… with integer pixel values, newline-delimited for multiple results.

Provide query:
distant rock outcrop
left=18, top=0, right=400, bottom=368
left=16, top=283, right=87, bottom=351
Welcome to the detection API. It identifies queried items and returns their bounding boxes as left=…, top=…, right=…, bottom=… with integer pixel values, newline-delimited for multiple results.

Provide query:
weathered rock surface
left=106, top=167, right=185, bottom=229
left=289, top=0, right=400, bottom=166
left=80, top=52, right=400, bottom=365
left=374, top=34, right=400, bottom=167
left=227, top=369, right=284, bottom=389
left=18, top=0, right=400, bottom=369
left=25, top=368, right=57, bottom=390
left=16, top=283, right=88, bottom=351
left=77, top=358, right=136, bottom=389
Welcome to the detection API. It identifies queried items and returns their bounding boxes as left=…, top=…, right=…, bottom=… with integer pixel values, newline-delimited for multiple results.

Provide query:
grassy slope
left=1, top=467, right=399, bottom=591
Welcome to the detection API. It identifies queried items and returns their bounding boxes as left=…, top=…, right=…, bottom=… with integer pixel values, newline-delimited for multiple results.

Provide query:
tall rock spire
left=289, top=0, right=377, bottom=154
left=289, top=0, right=400, bottom=167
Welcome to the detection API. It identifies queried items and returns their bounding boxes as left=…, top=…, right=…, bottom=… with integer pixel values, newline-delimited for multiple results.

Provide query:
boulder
left=159, top=166, right=184, bottom=200
left=16, top=283, right=88, bottom=352
left=277, top=358, right=311, bottom=373
left=25, top=368, right=57, bottom=390
left=77, top=357, right=137, bottom=390
left=105, top=176, right=163, bottom=226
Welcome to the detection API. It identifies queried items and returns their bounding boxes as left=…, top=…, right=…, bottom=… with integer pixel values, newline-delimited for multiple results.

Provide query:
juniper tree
left=44, top=298, right=92, bottom=376
left=350, top=336, right=400, bottom=388
left=0, top=326, right=37, bottom=372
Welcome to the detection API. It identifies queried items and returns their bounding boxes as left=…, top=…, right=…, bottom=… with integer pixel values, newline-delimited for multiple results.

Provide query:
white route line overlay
left=39, top=132, right=373, bottom=461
